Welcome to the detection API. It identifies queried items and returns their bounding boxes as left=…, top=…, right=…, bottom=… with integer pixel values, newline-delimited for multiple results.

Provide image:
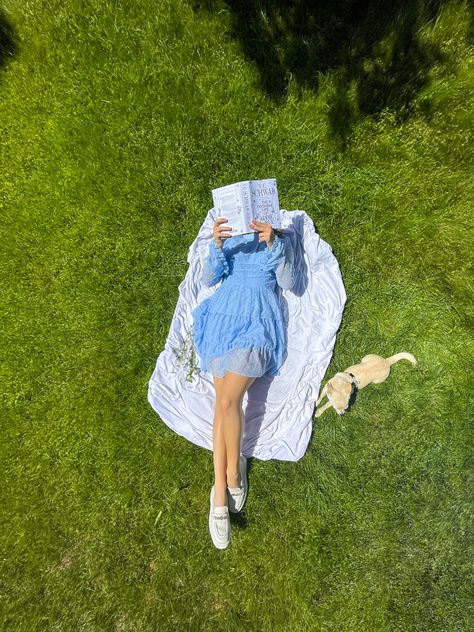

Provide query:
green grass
left=1, top=0, right=473, bottom=630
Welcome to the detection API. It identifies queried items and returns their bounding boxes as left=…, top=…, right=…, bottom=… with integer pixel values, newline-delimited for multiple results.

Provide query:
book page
left=211, top=184, right=246, bottom=235
left=250, top=178, right=281, bottom=229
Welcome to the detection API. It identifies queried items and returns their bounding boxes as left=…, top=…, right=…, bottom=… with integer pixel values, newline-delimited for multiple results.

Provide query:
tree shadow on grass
left=190, top=0, right=466, bottom=147
left=0, top=7, right=18, bottom=75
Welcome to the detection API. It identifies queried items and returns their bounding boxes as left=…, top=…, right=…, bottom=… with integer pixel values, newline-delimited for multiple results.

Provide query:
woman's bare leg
left=220, top=371, right=256, bottom=489
left=212, top=375, right=227, bottom=507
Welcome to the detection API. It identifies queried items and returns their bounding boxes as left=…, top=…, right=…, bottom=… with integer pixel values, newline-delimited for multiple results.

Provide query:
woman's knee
left=218, top=394, right=241, bottom=414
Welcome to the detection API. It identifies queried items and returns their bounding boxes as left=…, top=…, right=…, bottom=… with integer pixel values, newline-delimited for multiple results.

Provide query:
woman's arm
left=202, top=240, right=230, bottom=287
left=267, top=233, right=296, bottom=290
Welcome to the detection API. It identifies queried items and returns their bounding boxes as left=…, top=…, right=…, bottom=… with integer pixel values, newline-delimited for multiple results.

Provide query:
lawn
left=1, top=0, right=473, bottom=630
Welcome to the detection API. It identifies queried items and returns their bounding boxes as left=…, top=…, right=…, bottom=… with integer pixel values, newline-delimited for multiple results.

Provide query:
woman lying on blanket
left=191, top=216, right=297, bottom=549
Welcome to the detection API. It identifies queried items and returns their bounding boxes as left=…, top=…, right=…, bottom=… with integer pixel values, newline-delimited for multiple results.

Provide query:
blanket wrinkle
left=148, top=208, right=347, bottom=461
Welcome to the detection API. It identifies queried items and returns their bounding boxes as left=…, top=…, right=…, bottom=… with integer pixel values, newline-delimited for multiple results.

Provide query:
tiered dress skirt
left=192, top=262, right=286, bottom=378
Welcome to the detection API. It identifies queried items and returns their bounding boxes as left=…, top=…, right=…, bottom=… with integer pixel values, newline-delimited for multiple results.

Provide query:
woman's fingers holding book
left=214, top=218, right=232, bottom=232
left=218, top=227, right=232, bottom=238
left=250, top=219, right=269, bottom=232
left=213, top=218, right=232, bottom=247
left=215, top=221, right=232, bottom=236
left=250, top=219, right=274, bottom=245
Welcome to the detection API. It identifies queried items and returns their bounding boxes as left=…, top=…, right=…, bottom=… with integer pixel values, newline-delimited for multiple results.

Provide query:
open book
left=211, top=178, right=281, bottom=237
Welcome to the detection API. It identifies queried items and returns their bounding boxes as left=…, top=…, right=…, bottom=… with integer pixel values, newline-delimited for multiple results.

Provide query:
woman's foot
left=209, top=485, right=230, bottom=549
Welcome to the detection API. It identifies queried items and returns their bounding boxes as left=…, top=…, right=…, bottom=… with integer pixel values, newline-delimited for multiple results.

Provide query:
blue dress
left=192, top=231, right=296, bottom=378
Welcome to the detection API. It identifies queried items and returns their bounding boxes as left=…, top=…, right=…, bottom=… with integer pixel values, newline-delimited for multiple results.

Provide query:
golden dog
left=315, top=352, right=417, bottom=417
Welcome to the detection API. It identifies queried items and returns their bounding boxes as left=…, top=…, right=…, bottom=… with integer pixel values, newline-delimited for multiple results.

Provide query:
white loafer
left=209, top=485, right=230, bottom=549
left=227, top=454, right=248, bottom=513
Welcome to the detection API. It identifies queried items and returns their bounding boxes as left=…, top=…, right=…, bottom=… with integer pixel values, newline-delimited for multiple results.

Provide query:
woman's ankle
left=214, top=481, right=228, bottom=507
left=226, top=470, right=241, bottom=488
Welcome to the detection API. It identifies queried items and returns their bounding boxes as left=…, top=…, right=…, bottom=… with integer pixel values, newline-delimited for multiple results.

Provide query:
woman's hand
left=213, top=218, right=233, bottom=248
left=249, top=219, right=275, bottom=248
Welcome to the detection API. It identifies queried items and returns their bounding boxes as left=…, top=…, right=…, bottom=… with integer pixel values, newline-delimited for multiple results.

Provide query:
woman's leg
left=220, top=371, right=256, bottom=490
left=212, top=375, right=227, bottom=507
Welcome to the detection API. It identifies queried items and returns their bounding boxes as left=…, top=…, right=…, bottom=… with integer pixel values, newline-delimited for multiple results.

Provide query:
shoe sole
left=209, top=486, right=230, bottom=549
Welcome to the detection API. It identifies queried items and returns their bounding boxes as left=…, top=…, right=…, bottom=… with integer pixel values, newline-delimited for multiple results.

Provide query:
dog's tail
left=387, top=352, right=417, bottom=366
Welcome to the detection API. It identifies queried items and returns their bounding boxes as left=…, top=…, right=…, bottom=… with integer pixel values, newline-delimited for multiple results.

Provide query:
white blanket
left=147, top=209, right=347, bottom=461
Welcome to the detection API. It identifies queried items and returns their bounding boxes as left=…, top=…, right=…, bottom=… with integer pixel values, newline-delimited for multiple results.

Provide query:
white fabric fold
left=147, top=208, right=347, bottom=461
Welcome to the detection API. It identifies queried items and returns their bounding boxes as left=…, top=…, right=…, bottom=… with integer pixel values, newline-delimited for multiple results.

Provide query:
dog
left=315, top=352, right=417, bottom=417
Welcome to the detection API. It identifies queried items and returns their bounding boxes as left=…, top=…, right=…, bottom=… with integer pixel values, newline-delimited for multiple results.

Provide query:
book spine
left=242, top=181, right=252, bottom=230
left=236, top=183, right=246, bottom=234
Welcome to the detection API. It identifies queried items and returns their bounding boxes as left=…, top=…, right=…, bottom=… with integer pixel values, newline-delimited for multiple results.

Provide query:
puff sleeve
left=266, top=233, right=296, bottom=290
left=201, top=240, right=230, bottom=287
